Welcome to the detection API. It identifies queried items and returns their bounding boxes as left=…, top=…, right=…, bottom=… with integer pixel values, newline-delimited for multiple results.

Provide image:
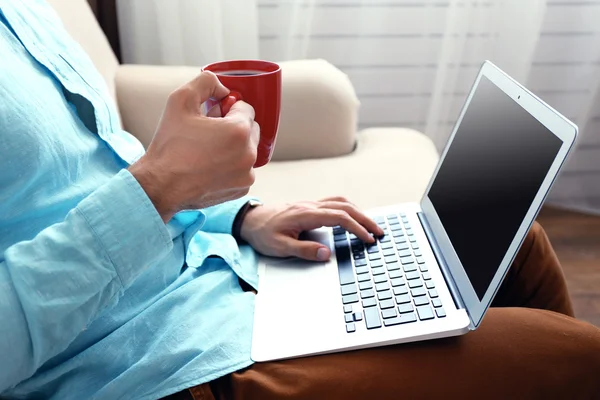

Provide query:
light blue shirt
left=0, top=1, right=259, bottom=398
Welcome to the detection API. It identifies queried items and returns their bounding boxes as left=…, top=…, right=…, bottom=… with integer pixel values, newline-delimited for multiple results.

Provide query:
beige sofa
left=49, top=0, right=439, bottom=210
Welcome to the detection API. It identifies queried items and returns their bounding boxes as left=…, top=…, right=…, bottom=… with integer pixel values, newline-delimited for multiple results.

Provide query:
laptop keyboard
left=334, top=213, right=446, bottom=333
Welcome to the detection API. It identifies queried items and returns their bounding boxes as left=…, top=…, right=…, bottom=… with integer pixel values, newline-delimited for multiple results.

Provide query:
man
left=0, top=1, right=599, bottom=399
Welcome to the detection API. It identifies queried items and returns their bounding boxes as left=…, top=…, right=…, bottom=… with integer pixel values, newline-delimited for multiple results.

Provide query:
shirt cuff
left=200, top=195, right=260, bottom=235
left=76, top=169, right=173, bottom=288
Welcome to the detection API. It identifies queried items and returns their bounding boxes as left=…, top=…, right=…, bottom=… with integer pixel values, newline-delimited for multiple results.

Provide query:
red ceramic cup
left=203, top=60, right=282, bottom=168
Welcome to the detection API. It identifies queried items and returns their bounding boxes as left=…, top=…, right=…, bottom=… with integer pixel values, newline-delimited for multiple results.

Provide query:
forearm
left=0, top=170, right=171, bottom=391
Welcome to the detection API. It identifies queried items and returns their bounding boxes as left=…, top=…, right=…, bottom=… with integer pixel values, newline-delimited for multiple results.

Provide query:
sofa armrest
left=115, top=60, right=359, bottom=159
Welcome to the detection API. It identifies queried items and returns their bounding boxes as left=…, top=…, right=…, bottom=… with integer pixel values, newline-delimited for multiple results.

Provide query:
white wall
left=257, top=0, right=600, bottom=212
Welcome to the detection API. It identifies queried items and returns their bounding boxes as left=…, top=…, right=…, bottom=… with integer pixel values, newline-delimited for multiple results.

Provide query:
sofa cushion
left=250, top=128, right=439, bottom=210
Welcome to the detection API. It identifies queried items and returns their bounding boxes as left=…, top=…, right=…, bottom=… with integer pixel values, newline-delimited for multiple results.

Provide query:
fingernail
left=317, top=247, right=329, bottom=261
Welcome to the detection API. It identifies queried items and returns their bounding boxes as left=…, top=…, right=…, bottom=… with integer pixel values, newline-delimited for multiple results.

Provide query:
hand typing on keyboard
left=239, top=196, right=384, bottom=262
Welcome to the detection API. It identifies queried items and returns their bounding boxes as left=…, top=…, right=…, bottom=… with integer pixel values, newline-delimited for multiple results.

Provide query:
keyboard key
left=383, top=312, right=417, bottom=326
left=353, top=312, right=363, bottom=321
left=397, top=249, right=411, bottom=258
left=371, top=259, right=384, bottom=268
left=406, top=271, right=420, bottom=280
left=398, top=303, right=414, bottom=314
left=405, top=229, right=414, bottom=236
left=368, top=253, right=381, bottom=261
left=381, top=308, right=397, bottom=319
left=367, top=245, right=379, bottom=254
left=333, top=226, right=345, bottom=235
left=390, top=277, right=405, bottom=287
left=393, top=232, right=406, bottom=239
left=375, top=282, right=389, bottom=292
left=396, top=242, right=409, bottom=250
left=411, top=287, right=427, bottom=297
left=395, top=294, right=411, bottom=304
left=411, top=242, right=419, bottom=249
left=410, top=237, right=417, bottom=243
left=422, top=272, right=432, bottom=280
left=408, top=279, right=423, bottom=289
left=426, top=280, right=436, bottom=289
left=419, top=264, right=428, bottom=272
left=414, top=249, right=422, bottom=257
left=344, top=305, right=353, bottom=313
left=336, top=245, right=355, bottom=285
left=354, top=259, right=367, bottom=267
left=382, top=249, right=395, bottom=257
left=358, top=273, right=371, bottom=282
left=403, top=263, right=417, bottom=272
left=361, top=289, right=375, bottom=299
left=416, top=305, right=435, bottom=320
left=393, top=286, right=408, bottom=295
left=342, top=294, right=359, bottom=304
left=379, top=299, right=395, bottom=309
left=432, top=298, right=443, bottom=308
left=384, top=255, right=397, bottom=264
left=352, top=252, right=365, bottom=261
left=401, top=257, right=414, bottom=265
left=390, top=225, right=402, bottom=232
left=379, top=236, right=392, bottom=244
left=381, top=242, right=394, bottom=250
left=372, top=266, right=386, bottom=276
left=364, top=306, right=382, bottom=329
left=362, top=298, right=377, bottom=308
left=359, top=281, right=373, bottom=291
left=334, top=233, right=346, bottom=241
left=416, top=256, right=425, bottom=264
left=346, top=323, right=356, bottom=333
left=345, top=314, right=354, bottom=323
left=377, top=290, right=392, bottom=300
left=429, top=289, right=438, bottom=298
left=414, top=296, right=429, bottom=306
left=373, top=274, right=388, bottom=284
left=389, top=269, right=402, bottom=279
left=386, top=262, right=400, bottom=271
left=355, top=266, right=369, bottom=275
left=436, top=307, right=446, bottom=318
left=341, top=284, right=358, bottom=295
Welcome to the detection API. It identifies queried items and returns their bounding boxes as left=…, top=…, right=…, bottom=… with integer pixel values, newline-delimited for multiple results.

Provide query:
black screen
left=428, top=76, right=562, bottom=300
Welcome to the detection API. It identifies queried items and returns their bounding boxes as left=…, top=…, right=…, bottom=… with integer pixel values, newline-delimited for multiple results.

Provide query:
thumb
left=180, top=70, right=230, bottom=111
left=281, top=236, right=331, bottom=262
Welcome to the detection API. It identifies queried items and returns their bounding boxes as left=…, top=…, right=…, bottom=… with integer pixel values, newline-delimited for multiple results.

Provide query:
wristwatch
left=232, top=199, right=263, bottom=242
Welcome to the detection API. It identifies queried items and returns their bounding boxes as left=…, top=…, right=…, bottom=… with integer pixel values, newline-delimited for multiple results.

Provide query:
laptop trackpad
left=262, top=258, right=327, bottom=294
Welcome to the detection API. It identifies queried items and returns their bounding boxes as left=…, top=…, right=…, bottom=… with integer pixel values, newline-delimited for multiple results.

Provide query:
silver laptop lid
left=419, top=61, right=578, bottom=329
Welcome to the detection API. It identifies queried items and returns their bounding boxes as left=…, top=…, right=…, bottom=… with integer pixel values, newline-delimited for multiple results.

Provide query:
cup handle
left=205, top=91, right=242, bottom=116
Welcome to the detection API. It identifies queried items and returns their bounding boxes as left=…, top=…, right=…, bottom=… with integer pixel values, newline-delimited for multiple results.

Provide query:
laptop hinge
left=417, top=212, right=472, bottom=326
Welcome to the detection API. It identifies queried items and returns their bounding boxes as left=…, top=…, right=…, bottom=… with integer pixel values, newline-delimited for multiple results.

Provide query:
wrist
left=238, top=200, right=264, bottom=243
left=128, top=159, right=177, bottom=223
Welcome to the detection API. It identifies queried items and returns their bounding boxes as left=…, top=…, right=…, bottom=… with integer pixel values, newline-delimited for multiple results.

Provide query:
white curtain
left=117, top=0, right=600, bottom=214
left=117, top=0, right=259, bottom=66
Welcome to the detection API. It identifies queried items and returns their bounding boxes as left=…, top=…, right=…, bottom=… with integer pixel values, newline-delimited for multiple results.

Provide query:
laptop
left=251, top=61, right=578, bottom=362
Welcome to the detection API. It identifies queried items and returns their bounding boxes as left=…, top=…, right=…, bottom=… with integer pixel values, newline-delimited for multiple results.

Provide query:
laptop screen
left=427, top=76, right=563, bottom=300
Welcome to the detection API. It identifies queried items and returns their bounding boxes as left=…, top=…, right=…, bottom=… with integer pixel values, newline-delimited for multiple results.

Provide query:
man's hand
left=240, top=197, right=384, bottom=261
left=129, top=71, right=259, bottom=222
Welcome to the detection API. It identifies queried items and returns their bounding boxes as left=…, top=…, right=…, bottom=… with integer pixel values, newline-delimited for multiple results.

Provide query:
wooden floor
left=537, top=206, right=600, bottom=326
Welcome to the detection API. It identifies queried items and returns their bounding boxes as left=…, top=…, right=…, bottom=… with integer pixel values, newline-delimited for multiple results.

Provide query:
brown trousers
left=168, top=222, right=600, bottom=400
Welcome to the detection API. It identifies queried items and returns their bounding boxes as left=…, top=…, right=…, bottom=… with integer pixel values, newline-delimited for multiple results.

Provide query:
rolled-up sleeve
left=0, top=169, right=172, bottom=392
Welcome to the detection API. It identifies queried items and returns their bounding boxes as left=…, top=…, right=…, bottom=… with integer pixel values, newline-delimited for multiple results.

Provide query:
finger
left=280, top=235, right=331, bottom=262
left=319, top=201, right=384, bottom=237
left=224, top=100, right=255, bottom=121
left=179, top=70, right=230, bottom=110
left=206, top=103, right=222, bottom=118
left=319, top=196, right=350, bottom=203
left=303, top=209, right=374, bottom=243
left=249, top=121, right=260, bottom=150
